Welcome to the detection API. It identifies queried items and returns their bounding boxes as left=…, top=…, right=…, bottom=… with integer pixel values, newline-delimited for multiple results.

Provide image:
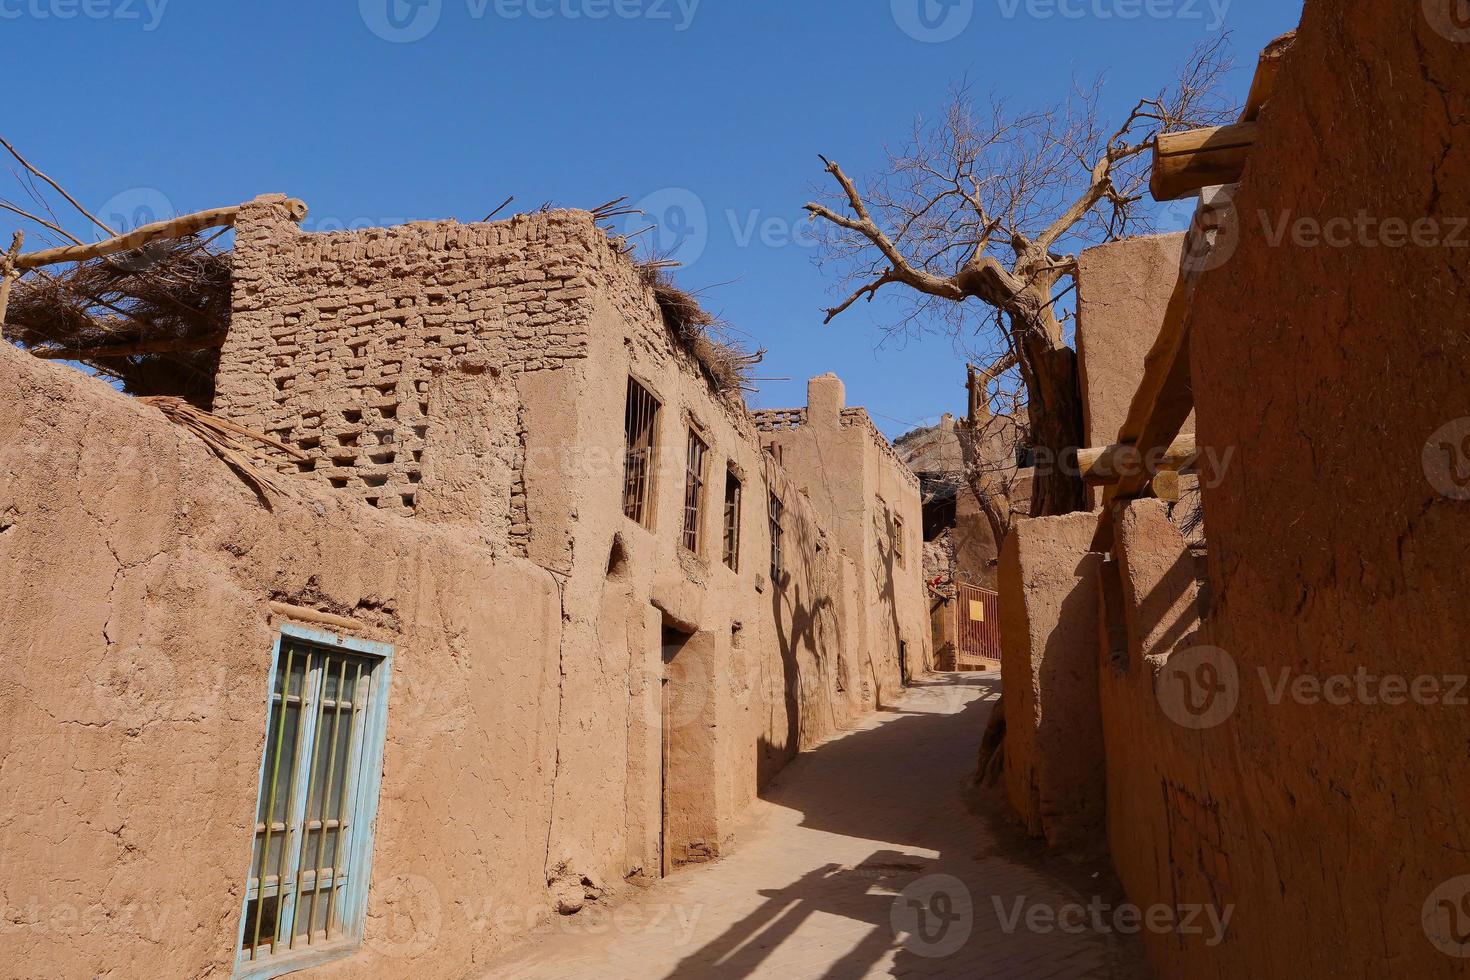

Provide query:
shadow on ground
left=659, top=673, right=1146, bottom=979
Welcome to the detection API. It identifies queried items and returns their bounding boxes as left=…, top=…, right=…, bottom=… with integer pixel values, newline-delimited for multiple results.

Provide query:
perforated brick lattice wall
left=215, top=200, right=596, bottom=534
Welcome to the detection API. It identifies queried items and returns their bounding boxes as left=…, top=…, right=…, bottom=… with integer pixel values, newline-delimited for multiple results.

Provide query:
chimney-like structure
left=807, top=373, right=846, bottom=428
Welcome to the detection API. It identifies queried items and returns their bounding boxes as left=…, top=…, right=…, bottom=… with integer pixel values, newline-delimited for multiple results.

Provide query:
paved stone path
left=478, top=673, right=1147, bottom=979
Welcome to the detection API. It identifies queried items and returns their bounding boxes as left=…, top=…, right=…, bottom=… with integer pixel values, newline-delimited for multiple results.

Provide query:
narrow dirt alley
left=478, top=673, right=1147, bottom=979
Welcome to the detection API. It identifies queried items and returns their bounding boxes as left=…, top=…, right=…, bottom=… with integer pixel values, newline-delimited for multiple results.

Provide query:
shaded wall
left=997, top=514, right=1105, bottom=846
left=1094, top=2, right=1470, bottom=976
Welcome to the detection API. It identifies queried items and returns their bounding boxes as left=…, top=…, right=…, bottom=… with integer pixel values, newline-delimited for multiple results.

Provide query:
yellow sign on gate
left=969, top=600, right=985, bottom=622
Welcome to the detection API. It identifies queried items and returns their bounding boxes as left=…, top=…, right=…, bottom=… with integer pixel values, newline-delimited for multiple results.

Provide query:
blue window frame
left=234, top=625, right=393, bottom=980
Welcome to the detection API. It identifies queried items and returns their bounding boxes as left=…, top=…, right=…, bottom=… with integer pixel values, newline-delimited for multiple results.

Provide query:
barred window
left=769, top=492, right=785, bottom=580
left=238, top=629, right=392, bottom=977
left=893, top=514, right=906, bottom=568
left=681, top=429, right=709, bottom=553
left=623, top=379, right=661, bottom=527
left=723, top=469, right=742, bottom=572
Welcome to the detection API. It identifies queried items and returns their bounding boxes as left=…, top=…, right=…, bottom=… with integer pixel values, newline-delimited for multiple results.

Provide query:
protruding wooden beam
left=1150, top=123, right=1258, bottom=202
left=1078, top=433, right=1197, bottom=486
left=30, top=331, right=229, bottom=360
left=268, top=602, right=364, bottom=633
left=15, top=197, right=307, bottom=271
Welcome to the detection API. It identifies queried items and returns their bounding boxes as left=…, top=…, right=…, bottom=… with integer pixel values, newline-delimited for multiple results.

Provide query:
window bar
left=635, top=386, right=648, bottom=523
left=623, top=380, right=637, bottom=519
left=268, top=648, right=310, bottom=955
left=323, top=659, right=363, bottom=940
left=250, top=642, right=296, bottom=960
left=304, top=657, right=350, bottom=944
left=290, top=651, right=330, bottom=949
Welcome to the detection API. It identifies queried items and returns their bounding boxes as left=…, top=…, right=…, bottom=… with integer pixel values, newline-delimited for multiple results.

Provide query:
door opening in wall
left=659, top=621, right=719, bottom=878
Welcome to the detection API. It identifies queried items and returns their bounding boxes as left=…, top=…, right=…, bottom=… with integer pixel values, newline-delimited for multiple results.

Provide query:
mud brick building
left=0, top=199, right=931, bottom=979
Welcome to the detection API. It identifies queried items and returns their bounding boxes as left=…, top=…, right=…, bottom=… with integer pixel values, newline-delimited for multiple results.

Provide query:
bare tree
left=806, top=37, right=1235, bottom=526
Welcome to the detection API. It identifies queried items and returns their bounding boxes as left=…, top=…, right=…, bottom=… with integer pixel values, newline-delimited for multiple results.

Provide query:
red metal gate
left=954, top=583, right=1001, bottom=670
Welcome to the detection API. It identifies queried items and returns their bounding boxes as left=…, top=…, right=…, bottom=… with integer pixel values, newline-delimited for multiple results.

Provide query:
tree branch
left=0, top=136, right=117, bottom=237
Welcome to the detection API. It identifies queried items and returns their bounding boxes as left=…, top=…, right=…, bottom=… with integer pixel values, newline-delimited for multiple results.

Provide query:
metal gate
left=954, top=583, right=1001, bottom=670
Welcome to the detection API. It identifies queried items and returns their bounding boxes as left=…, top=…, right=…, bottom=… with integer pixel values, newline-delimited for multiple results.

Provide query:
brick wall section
left=216, top=197, right=597, bottom=539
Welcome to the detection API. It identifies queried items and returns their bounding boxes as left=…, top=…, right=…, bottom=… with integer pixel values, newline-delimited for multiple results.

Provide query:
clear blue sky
left=3, top=0, right=1300, bottom=437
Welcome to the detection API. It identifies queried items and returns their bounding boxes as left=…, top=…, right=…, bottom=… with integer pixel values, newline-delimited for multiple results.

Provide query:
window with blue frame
left=235, top=627, right=393, bottom=979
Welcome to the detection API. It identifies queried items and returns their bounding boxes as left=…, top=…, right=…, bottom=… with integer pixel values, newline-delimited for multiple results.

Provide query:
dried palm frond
left=6, top=235, right=231, bottom=405
left=140, top=396, right=305, bottom=506
left=634, top=260, right=764, bottom=395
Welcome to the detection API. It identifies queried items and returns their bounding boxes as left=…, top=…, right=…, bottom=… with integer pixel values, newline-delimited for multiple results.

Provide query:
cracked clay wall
left=0, top=341, right=563, bottom=980
left=1095, top=2, right=1470, bottom=977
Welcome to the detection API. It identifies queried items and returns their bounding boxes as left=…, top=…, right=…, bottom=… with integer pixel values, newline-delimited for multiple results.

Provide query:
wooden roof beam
left=1151, top=123, right=1258, bottom=202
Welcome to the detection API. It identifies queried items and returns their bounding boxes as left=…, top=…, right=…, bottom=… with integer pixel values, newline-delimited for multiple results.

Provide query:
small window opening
left=681, top=429, right=709, bottom=554
left=623, top=379, right=661, bottom=528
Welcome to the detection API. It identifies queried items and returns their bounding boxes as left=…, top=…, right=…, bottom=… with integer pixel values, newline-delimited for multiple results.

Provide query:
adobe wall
left=1075, top=233, right=1190, bottom=510
left=996, top=513, right=1105, bottom=846
left=1096, top=2, right=1470, bottom=976
left=0, top=343, right=565, bottom=980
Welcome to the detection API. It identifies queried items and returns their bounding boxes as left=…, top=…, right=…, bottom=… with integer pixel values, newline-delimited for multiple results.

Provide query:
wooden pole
left=0, top=230, right=25, bottom=333
left=1078, top=433, right=1198, bottom=486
